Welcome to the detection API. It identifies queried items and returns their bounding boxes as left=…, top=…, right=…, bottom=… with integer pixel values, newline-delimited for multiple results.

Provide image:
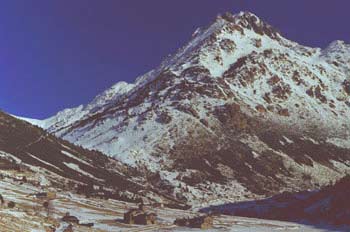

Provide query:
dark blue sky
left=1, top=1, right=349, bottom=119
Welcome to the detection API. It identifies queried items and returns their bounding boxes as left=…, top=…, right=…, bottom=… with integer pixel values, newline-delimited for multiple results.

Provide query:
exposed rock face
left=20, top=12, right=350, bottom=206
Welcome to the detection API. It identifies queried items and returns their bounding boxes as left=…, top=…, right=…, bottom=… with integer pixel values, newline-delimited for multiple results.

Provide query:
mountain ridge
left=16, top=11, right=350, bottom=206
left=20, top=12, right=350, bottom=134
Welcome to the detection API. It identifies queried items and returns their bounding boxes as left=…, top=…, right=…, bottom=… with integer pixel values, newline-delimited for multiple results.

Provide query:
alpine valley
left=3, top=11, right=350, bottom=231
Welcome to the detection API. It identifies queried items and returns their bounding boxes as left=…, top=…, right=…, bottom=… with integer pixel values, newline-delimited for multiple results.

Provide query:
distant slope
left=13, top=115, right=46, bottom=128
left=203, top=175, right=350, bottom=227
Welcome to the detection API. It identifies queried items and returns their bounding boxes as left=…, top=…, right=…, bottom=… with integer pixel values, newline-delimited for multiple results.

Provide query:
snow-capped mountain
left=22, top=12, right=350, bottom=206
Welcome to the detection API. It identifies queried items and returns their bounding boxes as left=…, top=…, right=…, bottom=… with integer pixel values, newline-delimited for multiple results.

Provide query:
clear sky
left=0, top=0, right=349, bottom=119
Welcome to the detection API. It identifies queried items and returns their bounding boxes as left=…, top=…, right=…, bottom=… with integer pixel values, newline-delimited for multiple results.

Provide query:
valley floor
left=0, top=176, right=348, bottom=232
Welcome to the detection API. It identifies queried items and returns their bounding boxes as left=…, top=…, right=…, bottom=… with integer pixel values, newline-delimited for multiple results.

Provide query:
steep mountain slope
left=22, top=12, right=350, bottom=206
left=0, top=110, right=135, bottom=191
left=1, top=111, right=190, bottom=207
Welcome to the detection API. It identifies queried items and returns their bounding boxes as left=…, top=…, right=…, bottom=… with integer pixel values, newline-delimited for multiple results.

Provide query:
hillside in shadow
left=201, top=176, right=350, bottom=231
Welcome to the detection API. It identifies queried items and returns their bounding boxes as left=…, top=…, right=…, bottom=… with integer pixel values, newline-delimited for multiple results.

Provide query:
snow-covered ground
left=0, top=171, right=347, bottom=232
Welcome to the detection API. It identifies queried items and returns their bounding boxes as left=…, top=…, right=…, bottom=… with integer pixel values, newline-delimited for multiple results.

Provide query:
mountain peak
left=15, top=11, right=350, bottom=208
left=216, top=11, right=280, bottom=40
left=322, top=40, right=350, bottom=72
left=219, top=11, right=260, bottom=22
left=90, top=81, right=134, bottom=108
left=326, top=40, right=350, bottom=52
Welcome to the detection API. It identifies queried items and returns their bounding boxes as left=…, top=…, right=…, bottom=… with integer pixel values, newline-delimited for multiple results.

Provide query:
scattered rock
left=343, top=80, right=350, bottom=95
left=278, top=109, right=290, bottom=117
left=255, top=105, right=267, bottom=113
left=175, top=215, right=213, bottom=229
left=7, top=201, right=15, bottom=208
left=62, top=213, right=79, bottom=224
